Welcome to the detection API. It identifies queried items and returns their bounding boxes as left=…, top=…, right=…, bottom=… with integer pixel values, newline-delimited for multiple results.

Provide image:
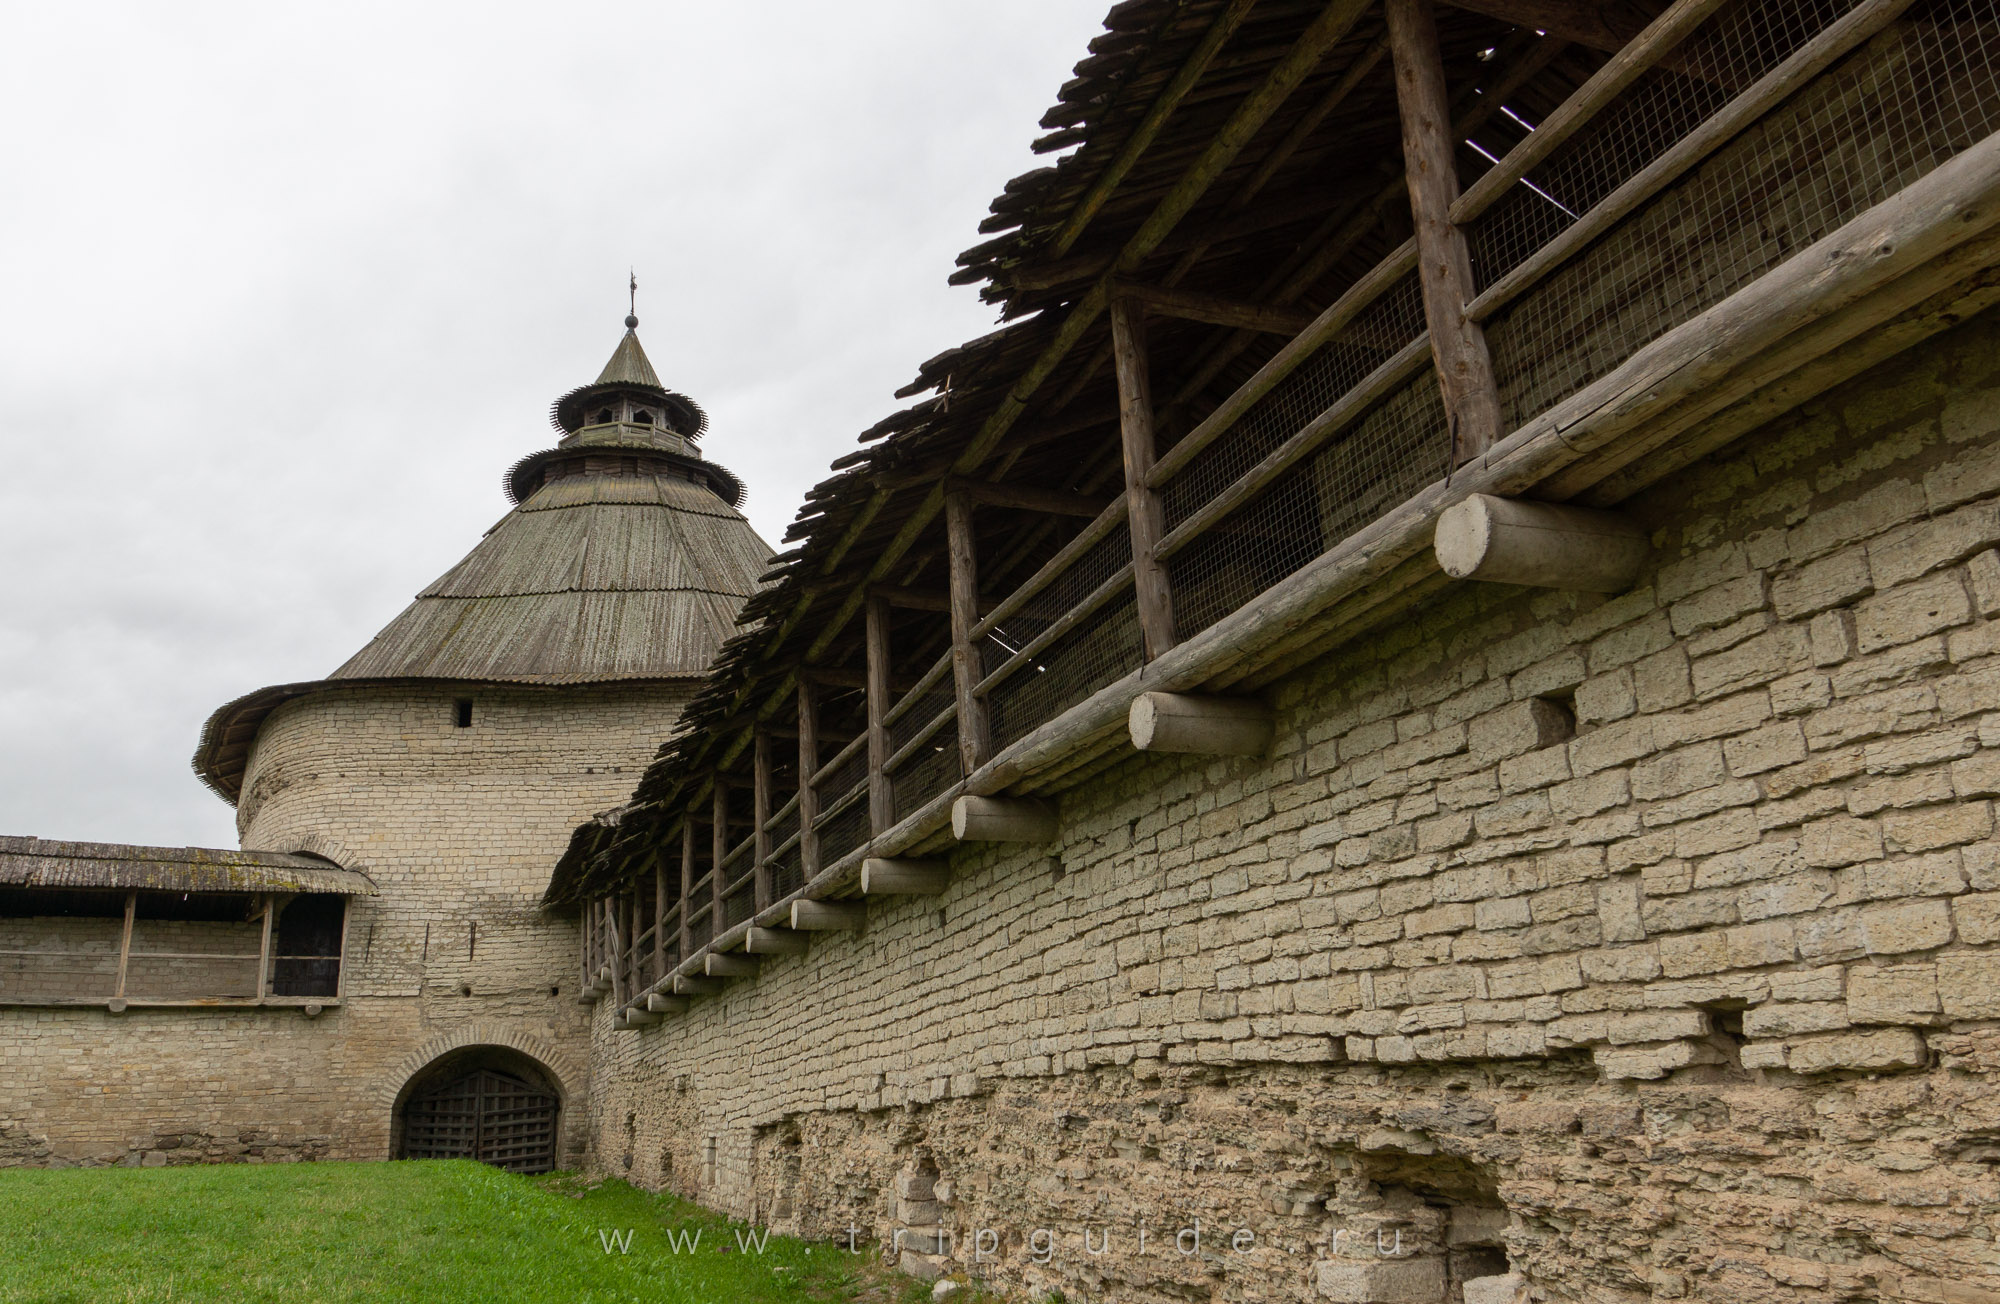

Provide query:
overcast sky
left=0, top=2, right=1103, bottom=848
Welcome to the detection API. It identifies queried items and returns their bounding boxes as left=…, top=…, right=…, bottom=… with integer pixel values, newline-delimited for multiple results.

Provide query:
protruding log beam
left=621, top=1007, right=659, bottom=1028
left=952, top=795, right=1059, bottom=844
left=1434, top=493, right=1648, bottom=591
left=791, top=899, right=868, bottom=932
left=706, top=952, right=761, bottom=978
left=945, top=492, right=993, bottom=772
left=610, top=1013, right=631, bottom=1031
left=1112, top=282, right=1317, bottom=336
left=1129, top=692, right=1275, bottom=755
left=1386, top=0, right=1504, bottom=463
left=861, top=858, right=951, bottom=896
left=673, top=974, right=726, bottom=996
left=866, top=594, right=893, bottom=835
left=1109, top=296, right=1177, bottom=659
left=746, top=926, right=812, bottom=956
left=647, top=992, right=689, bottom=1015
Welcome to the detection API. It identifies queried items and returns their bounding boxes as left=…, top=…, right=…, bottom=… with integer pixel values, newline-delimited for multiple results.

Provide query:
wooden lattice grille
left=401, top=1069, right=557, bottom=1174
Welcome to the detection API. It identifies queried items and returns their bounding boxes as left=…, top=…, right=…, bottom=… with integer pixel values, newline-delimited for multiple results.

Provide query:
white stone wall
left=578, top=313, right=2000, bottom=1300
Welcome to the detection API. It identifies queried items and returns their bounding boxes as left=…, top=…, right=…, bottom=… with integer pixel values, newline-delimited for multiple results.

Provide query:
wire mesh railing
left=1480, top=0, right=2000, bottom=428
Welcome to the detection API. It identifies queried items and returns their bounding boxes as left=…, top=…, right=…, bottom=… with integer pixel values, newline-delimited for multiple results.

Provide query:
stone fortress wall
left=576, top=310, right=2000, bottom=1300
left=1, top=682, right=691, bottom=1169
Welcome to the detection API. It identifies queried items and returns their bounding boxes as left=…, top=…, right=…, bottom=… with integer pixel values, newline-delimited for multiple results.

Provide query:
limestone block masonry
left=579, top=312, right=2000, bottom=1299
left=0, top=683, right=692, bottom=1168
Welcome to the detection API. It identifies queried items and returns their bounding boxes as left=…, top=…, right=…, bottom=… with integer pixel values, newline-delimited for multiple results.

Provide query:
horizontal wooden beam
left=791, top=899, right=868, bottom=931
left=646, top=992, right=688, bottom=1014
left=1114, top=283, right=1317, bottom=336
left=620, top=1008, right=658, bottom=1028
left=861, top=858, right=951, bottom=896
left=672, top=974, right=726, bottom=996
left=744, top=926, right=810, bottom=956
left=864, top=585, right=1004, bottom=619
left=1129, top=692, right=1275, bottom=755
left=945, top=477, right=1116, bottom=519
left=952, top=796, right=1058, bottom=844
left=1434, top=494, right=1647, bottom=591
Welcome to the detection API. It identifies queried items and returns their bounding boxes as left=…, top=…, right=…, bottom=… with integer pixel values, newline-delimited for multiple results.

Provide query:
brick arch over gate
left=251, top=832, right=381, bottom=884
left=380, top=1025, right=583, bottom=1113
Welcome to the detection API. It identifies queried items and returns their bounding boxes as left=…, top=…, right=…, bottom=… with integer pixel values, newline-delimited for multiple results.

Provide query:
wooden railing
left=582, top=0, right=1988, bottom=1021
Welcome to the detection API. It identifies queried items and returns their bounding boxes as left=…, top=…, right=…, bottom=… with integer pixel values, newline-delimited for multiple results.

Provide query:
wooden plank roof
left=0, top=837, right=379, bottom=896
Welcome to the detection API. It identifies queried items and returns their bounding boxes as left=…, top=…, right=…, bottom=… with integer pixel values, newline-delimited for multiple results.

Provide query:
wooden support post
left=790, top=899, right=868, bottom=932
left=951, top=795, right=1059, bottom=844
left=944, top=492, right=992, bottom=773
left=653, top=857, right=667, bottom=985
left=625, top=891, right=639, bottom=1000
left=679, top=820, right=696, bottom=960
left=112, top=891, right=136, bottom=1001
left=706, top=953, right=760, bottom=978
left=712, top=782, right=729, bottom=934
left=606, top=900, right=624, bottom=1008
left=335, top=896, right=351, bottom=1001
left=745, top=926, right=811, bottom=956
left=256, top=894, right=274, bottom=1001
left=1129, top=692, right=1275, bottom=756
left=1434, top=493, right=1648, bottom=590
left=647, top=992, right=689, bottom=1015
left=1109, top=295, right=1177, bottom=660
left=866, top=594, right=893, bottom=835
left=798, top=679, right=821, bottom=879
left=754, top=731, right=773, bottom=903
left=1386, top=0, right=1504, bottom=463
left=673, top=974, right=726, bottom=996
left=861, top=859, right=951, bottom=896
left=581, top=897, right=593, bottom=994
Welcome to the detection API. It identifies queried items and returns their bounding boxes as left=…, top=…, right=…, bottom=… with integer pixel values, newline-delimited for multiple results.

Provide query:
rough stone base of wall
left=620, top=1040, right=1999, bottom=1302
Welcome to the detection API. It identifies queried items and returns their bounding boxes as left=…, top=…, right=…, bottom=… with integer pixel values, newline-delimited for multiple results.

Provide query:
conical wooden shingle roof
left=192, top=321, right=771, bottom=801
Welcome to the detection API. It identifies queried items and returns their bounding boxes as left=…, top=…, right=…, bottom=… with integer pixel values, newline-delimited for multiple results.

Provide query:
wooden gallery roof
left=192, top=325, right=772, bottom=801
left=542, top=0, right=2000, bottom=920
left=0, top=837, right=379, bottom=897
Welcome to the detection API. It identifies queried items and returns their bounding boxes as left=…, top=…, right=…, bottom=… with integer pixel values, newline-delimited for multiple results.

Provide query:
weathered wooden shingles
left=332, top=465, right=769, bottom=684
left=0, top=836, right=379, bottom=896
left=544, top=0, right=1538, bottom=903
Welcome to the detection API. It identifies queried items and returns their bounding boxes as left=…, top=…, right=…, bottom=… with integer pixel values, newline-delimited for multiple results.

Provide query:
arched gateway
left=393, top=1045, right=563, bottom=1174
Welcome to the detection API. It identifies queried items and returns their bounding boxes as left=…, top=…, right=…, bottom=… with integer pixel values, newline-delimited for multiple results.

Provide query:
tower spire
left=627, top=270, right=638, bottom=330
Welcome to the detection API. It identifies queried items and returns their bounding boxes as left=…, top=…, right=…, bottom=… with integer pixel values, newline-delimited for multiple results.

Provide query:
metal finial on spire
left=626, top=270, right=638, bottom=330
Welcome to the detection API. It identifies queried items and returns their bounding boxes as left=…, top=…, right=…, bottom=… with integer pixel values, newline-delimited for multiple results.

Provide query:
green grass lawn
left=0, top=1161, right=872, bottom=1304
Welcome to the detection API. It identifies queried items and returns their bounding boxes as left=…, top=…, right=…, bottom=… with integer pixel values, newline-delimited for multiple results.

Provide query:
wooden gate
left=401, top=1068, right=558, bottom=1173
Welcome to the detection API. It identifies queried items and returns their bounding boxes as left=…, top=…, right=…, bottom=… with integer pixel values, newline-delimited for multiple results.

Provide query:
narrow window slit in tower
left=455, top=700, right=474, bottom=728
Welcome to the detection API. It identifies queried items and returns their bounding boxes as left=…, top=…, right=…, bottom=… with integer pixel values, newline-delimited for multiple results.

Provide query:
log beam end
left=745, top=925, right=812, bottom=956
left=1129, top=691, right=1275, bottom=755
left=952, top=795, right=1059, bottom=843
left=791, top=899, right=868, bottom=932
left=1435, top=493, right=1648, bottom=592
left=861, top=858, right=952, bottom=895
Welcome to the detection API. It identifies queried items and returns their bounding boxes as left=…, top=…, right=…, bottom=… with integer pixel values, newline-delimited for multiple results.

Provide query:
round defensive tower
left=191, top=318, right=769, bottom=1167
